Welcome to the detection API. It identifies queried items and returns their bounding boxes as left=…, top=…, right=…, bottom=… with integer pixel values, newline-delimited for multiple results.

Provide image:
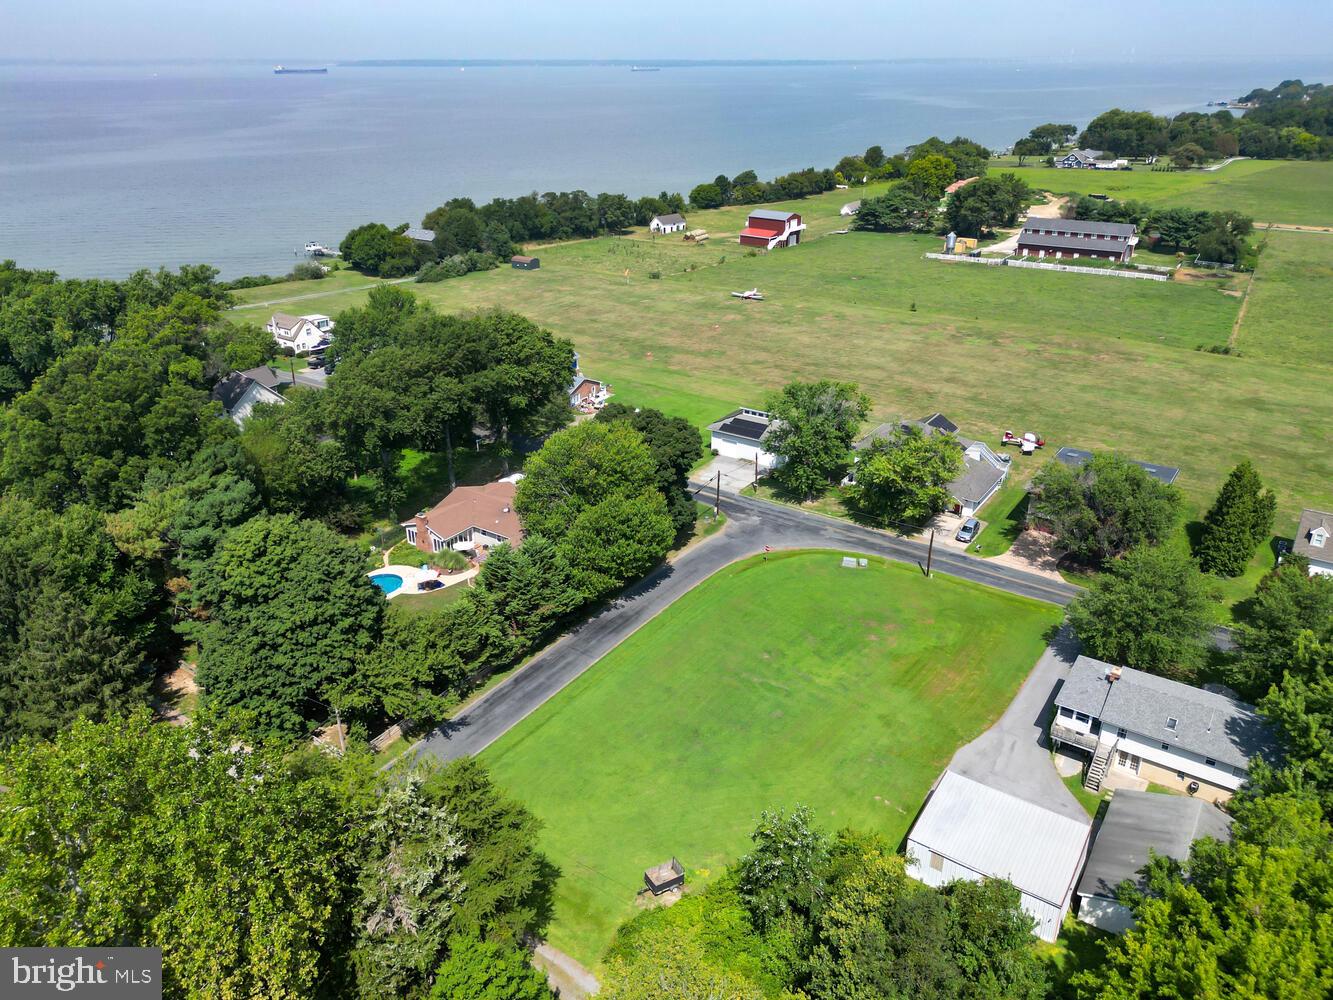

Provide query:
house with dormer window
left=1293, top=508, right=1333, bottom=577
left=1050, top=655, right=1278, bottom=804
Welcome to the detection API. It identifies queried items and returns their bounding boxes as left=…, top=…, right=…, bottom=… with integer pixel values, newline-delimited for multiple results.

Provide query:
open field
left=231, top=170, right=1333, bottom=521
left=996, top=159, right=1333, bottom=227
left=481, top=551, right=1063, bottom=965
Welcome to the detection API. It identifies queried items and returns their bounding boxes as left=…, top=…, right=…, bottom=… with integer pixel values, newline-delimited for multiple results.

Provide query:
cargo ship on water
left=274, top=66, right=328, bottom=74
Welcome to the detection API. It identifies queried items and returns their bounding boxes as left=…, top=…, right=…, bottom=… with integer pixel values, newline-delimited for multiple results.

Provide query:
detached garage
left=706, top=407, right=785, bottom=472
left=906, top=770, right=1092, bottom=942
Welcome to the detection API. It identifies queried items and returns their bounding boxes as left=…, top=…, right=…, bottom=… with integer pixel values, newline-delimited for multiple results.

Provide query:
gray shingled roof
left=748, top=208, right=799, bottom=222
left=1292, top=508, right=1333, bottom=561
left=211, top=368, right=286, bottom=413
left=1022, top=218, right=1137, bottom=238
left=1055, top=656, right=1277, bottom=770
left=653, top=213, right=686, bottom=226
left=404, top=227, right=436, bottom=243
left=951, top=454, right=1006, bottom=506
left=1016, top=232, right=1131, bottom=254
left=1054, top=446, right=1180, bottom=485
left=853, top=418, right=1004, bottom=506
left=1077, top=789, right=1232, bottom=900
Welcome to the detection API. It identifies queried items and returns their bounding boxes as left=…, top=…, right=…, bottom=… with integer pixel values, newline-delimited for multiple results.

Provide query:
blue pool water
left=370, top=573, right=404, bottom=596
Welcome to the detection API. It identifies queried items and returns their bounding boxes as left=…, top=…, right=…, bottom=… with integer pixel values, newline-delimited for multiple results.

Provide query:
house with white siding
left=211, top=365, right=292, bottom=425
left=266, top=312, right=334, bottom=353
left=649, top=213, right=687, bottom=234
left=1050, top=656, right=1278, bottom=804
left=905, top=770, right=1092, bottom=942
left=1292, top=508, right=1333, bottom=577
left=706, top=408, right=785, bottom=471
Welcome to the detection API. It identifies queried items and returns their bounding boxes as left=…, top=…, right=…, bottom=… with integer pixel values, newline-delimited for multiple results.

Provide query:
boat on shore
left=275, top=66, right=328, bottom=75
left=630, top=66, right=660, bottom=72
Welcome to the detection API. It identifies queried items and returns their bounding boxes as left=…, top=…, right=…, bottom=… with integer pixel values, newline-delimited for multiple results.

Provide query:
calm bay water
left=3, top=58, right=1331, bottom=279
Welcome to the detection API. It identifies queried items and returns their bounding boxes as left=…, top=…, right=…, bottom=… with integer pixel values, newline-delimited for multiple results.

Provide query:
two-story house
left=1293, top=508, right=1333, bottom=577
left=1050, top=655, right=1278, bottom=804
left=266, top=312, right=334, bottom=353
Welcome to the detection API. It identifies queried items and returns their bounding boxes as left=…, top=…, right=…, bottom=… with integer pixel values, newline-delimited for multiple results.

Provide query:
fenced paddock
left=925, top=253, right=1172, bottom=281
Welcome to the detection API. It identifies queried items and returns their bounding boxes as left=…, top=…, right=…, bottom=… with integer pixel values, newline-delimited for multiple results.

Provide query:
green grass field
left=231, top=166, right=1333, bottom=522
left=480, top=551, right=1062, bottom=966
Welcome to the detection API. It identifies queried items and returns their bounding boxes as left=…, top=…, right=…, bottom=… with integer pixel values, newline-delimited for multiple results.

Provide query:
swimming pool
left=369, top=573, right=404, bottom=596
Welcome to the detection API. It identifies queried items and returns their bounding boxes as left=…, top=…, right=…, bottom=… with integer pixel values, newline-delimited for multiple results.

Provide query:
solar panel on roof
left=721, top=417, right=768, bottom=440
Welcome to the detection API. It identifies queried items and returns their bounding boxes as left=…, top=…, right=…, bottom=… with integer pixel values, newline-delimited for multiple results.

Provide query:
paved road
left=411, top=488, right=1080, bottom=765
left=948, top=626, right=1090, bottom=824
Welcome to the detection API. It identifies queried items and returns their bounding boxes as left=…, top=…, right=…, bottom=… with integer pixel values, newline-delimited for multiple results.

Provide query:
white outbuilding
left=706, top=407, right=785, bottom=472
left=905, top=770, right=1092, bottom=942
left=649, top=213, right=687, bottom=234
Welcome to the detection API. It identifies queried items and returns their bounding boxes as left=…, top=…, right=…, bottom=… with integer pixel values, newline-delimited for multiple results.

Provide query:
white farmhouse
left=649, top=213, right=687, bottom=234
left=1051, top=655, right=1278, bottom=804
left=706, top=408, right=785, bottom=472
left=905, top=770, right=1092, bottom=942
left=210, top=365, right=291, bottom=425
left=266, top=312, right=334, bottom=354
left=1292, top=508, right=1333, bottom=577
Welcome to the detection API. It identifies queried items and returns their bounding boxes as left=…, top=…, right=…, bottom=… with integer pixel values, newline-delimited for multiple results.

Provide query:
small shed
left=650, top=213, right=687, bottom=234
left=644, top=857, right=685, bottom=895
left=511, top=255, right=540, bottom=270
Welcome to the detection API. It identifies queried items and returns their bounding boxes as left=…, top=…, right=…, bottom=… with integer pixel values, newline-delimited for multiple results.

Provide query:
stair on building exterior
left=1084, top=743, right=1113, bottom=793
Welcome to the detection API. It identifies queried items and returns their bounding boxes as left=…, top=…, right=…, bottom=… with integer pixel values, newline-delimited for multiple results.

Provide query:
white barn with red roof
left=738, top=209, right=806, bottom=250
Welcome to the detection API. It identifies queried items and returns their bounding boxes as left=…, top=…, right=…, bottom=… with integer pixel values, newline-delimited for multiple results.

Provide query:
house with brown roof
left=402, top=480, right=524, bottom=557
left=1293, top=508, right=1333, bottom=577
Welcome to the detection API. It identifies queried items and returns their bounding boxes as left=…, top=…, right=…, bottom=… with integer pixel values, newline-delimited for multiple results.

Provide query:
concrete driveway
left=696, top=455, right=760, bottom=494
left=947, top=626, right=1089, bottom=824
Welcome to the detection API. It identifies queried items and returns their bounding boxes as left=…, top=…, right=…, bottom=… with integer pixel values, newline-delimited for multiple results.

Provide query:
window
left=405, top=526, right=417, bottom=544
left=1059, top=707, right=1075, bottom=719
left=1075, top=712, right=1090, bottom=724
left=929, top=852, right=944, bottom=872
left=1161, top=742, right=1170, bottom=751
left=1166, top=718, right=1178, bottom=731
left=1205, top=758, right=1216, bottom=767
left=1117, top=728, right=1127, bottom=739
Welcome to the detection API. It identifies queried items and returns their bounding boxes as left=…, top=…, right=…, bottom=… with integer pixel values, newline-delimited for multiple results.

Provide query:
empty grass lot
left=480, top=551, right=1063, bottom=966
left=231, top=167, right=1333, bottom=521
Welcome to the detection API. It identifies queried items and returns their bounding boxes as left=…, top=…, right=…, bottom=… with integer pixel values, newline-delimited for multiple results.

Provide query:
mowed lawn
left=481, top=551, right=1063, bottom=966
left=1236, top=228, right=1333, bottom=363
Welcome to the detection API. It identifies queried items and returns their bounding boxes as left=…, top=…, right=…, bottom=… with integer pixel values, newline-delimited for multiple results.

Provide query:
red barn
left=738, top=209, right=806, bottom=250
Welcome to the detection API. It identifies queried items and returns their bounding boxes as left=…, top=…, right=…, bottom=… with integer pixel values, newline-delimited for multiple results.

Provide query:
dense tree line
left=0, top=714, right=556, bottom=999
left=602, top=806, right=1047, bottom=999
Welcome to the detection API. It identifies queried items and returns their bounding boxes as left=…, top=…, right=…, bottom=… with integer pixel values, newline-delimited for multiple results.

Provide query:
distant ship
left=274, top=66, right=328, bottom=75
left=630, top=66, right=660, bottom=72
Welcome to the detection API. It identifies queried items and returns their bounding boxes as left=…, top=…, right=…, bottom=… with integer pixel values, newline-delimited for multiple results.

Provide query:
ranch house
left=906, top=770, right=1092, bottom=943
left=1292, top=508, right=1333, bottom=577
left=738, top=209, right=806, bottom=250
left=403, top=479, right=525, bottom=557
left=649, top=213, right=687, bottom=234
left=1050, top=655, right=1278, bottom=804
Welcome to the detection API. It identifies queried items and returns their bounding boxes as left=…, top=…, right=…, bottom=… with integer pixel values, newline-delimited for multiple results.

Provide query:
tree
left=352, top=773, right=467, bottom=999
left=428, top=934, right=552, bottom=1000
left=1066, top=545, right=1212, bottom=680
left=1013, top=137, right=1047, bottom=164
left=1073, top=793, right=1333, bottom=1000
left=905, top=154, right=957, bottom=201
left=514, top=421, right=659, bottom=540
left=764, top=380, right=870, bottom=499
left=192, top=513, right=384, bottom=738
left=1197, top=460, right=1276, bottom=576
left=864, top=144, right=886, bottom=168
left=0, top=712, right=354, bottom=999
left=1170, top=142, right=1208, bottom=168
left=341, top=222, right=420, bottom=277
left=597, top=192, right=636, bottom=233
left=560, top=489, right=675, bottom=599
left=943, top=173, right=1032, bottom=237
left=1196, top=211, right=1255, bottom=265
left=425, top=756, right=555, bottom=945
left=473, top=535, right=582, bottom=646
left=0, top=586, right=149, bottom=743
left=852, top=186, right=937, bottom=233
left=596, top=402, right=703, bottom=540
left=1080, top=109, right=1170, bottom=157
left=843, top=426, right=963, bottom=524
left=1255, top=637, right=1333, bottom=818
left=1231, top=562, right=1333, bottom=698
left=600, top=927, right=764, bottom=1000
left=736, top=806, right=829, bottom=930
left=239, top=391, right=351, bottom=518
left=433, top=209, right=484, bottom=256
left=689, top=182, right=724, bottom=209
left=1028, top=123, right=1078, bottom=149
left=1029, top=453, right=1182, bottom=564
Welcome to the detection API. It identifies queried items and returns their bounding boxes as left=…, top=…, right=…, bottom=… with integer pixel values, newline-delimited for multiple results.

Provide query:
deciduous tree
left=428, top=934, right=552, bottom=1000
left=764, top=379, right=870, bottom=500
left=843, top=426, right=963, bottom=524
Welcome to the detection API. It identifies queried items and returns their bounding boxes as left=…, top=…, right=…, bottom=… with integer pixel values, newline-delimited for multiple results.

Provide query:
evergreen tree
left=1197, top=460, right=1276, bottom=576
left=0, top=586, right=149, bottom=743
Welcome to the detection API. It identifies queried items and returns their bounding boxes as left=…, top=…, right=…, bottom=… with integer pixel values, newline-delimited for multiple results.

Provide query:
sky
left=4, top=0, right=1331, bottom=62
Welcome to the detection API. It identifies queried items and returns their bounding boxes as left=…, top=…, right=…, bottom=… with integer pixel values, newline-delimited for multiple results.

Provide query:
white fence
left=925, top=253, right=1171, bottom=282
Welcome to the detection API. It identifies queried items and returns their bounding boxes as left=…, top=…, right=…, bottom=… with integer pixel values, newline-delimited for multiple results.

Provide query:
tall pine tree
left=1198, top=460, right=1276, bottom=577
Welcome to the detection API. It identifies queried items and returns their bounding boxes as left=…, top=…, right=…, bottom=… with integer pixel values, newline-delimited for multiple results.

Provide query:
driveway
left=696, top=454, right=760, bottom=494
left=292, top=367, right=328, bottom=390
left=947, top=626, right=1089, bottom=824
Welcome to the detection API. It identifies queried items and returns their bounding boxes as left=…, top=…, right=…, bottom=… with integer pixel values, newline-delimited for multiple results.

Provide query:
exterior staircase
left=1084, top=743, right=1114, bottom=793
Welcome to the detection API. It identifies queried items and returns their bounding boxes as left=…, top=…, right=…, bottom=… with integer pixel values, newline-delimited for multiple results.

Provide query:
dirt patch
left=634, top=885, right=685, bottom=911
left=987, top=530, right=1066, bottom=581
left=154, top=662, right=198, bottom=726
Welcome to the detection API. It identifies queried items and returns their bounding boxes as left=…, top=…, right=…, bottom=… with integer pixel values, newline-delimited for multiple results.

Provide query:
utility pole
left=926, top=528, right=935, bottom=578
left=714, top=470, right=721, bottom=515
left=753, top=453, right=759, bottom=492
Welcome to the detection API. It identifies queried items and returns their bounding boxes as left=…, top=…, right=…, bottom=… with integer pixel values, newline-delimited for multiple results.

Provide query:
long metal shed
left=905, top=769, right=1092, bottom=942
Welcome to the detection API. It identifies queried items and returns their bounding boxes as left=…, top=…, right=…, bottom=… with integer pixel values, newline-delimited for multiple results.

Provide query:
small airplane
left=730, top=288, right=764, bottom=300
left=303, top=242, right=340, bottom=257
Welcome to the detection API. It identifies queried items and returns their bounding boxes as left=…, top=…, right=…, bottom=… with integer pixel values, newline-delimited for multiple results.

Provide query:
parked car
left=956, top=518, right=980, bottom=543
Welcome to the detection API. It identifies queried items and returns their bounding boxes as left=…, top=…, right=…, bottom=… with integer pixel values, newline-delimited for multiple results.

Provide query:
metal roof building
left=1054, top=446, right=1181, bottom=486
left=1077, top=789, right=1232, bottom=934
left=906, top=770, right=1092, bottom=942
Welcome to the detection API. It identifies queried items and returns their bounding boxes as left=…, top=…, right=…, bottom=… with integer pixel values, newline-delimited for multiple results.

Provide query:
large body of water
left=4, top=58, right=1331, bottom=280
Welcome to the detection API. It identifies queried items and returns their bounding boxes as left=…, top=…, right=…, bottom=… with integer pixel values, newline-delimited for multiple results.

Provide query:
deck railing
left=1050, top=722, right=1100, bottom=753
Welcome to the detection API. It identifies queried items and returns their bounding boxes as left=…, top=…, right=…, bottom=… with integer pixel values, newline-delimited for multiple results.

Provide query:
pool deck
left=371, top=564, right=479, bottom=598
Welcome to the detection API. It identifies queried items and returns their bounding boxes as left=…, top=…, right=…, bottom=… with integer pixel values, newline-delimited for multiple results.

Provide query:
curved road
left=411, top=488, right=1080, bottom=765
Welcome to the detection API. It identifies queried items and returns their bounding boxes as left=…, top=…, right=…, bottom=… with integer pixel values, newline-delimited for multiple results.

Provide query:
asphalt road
left=411, top=488, right=1081, bottom=765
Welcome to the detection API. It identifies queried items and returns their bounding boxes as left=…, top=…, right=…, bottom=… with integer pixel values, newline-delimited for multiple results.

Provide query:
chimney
left=1108, top=666, right=1122, bottom=682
